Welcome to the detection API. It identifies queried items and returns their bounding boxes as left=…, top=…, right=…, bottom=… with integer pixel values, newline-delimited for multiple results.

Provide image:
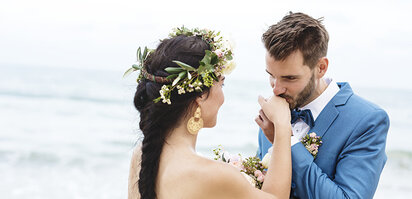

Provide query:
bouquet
left=213, top=146, right=268, bottom=189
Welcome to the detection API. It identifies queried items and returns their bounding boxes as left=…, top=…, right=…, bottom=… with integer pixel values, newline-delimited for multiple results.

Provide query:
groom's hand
left=255, top=109, right=275, bottom=143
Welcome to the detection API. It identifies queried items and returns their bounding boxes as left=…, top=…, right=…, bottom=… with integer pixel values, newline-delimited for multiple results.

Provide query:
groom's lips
left=279, top=94, right=293, bottom=104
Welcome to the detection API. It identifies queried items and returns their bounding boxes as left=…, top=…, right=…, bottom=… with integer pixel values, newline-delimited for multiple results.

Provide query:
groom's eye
left=284, top=76, right=296, bottom=80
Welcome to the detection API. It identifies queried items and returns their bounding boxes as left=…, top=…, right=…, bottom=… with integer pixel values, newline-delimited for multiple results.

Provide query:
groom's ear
left=315, top=57, right=328, bottom=78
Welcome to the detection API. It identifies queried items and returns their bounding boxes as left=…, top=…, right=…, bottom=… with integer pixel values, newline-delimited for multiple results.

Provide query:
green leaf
left=210, top=72, right=218, bottom=81
left=178, top=71, right=187, bottom=79
left=226, top=54, right=233, bottom=61
left=132, top=64, right=141, bottom=70
left=153, top=97, right=161, bottom=103
left=210, top=53, right=218, bottom=65
left=136, top=47, right=142, bottom=63
left=123, top=67, right=136, bottom=78
left=142, top=47, right=148, bottom=59
left=172, top=77, right=181, bottom=86
left=172, top=60, right=196, bottom=71
left=200, top=50, right=212, bottom=65
left=172, top=71, right=187, bottom=86
left=197, top=63, right=214, bottom=74
left=166, top=74, right=178, bottom=80
left=165, top=67, right=184, bottom=74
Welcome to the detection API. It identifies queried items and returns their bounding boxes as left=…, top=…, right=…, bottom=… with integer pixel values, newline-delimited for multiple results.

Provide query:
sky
left=1, top=0, right=411, bottom=89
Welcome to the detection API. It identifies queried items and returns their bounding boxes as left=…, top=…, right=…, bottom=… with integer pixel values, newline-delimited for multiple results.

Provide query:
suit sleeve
left=257, top=128, right=272, bottom=160
left=292, top=109, right=389, bottom=199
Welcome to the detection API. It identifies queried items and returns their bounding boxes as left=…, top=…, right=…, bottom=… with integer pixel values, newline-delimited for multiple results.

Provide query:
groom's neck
left=299, top=78, right=328, bottom=108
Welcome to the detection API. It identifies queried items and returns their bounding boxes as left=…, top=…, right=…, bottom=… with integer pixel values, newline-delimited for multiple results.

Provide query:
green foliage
left=125, top=26, right=235, bottom=104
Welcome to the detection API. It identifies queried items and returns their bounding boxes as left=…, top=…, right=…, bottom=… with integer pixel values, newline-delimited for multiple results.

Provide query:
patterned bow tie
left=291, top=109, right=315, bottom=128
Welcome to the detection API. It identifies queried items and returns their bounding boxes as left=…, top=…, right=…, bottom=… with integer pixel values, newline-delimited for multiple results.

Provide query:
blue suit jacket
left=257, top=82, right=389, bottom=199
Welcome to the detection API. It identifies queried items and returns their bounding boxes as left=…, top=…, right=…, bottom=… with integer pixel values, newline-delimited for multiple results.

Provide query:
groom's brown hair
left=262, top=12, right=329, bottom=69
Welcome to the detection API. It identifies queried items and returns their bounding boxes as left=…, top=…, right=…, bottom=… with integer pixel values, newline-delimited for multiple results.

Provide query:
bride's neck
left=164, top=122, right=198, bottom=153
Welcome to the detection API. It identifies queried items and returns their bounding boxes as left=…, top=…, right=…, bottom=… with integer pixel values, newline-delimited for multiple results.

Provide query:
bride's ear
left=195, top=92, right=208, bottom=107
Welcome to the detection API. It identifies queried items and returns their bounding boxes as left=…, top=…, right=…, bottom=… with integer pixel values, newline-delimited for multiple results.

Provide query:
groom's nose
left=273, top=81, right=286, bottom=96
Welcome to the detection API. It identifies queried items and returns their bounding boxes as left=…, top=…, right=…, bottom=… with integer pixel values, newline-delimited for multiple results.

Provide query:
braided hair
left=133, top=35, right=211, bottom=199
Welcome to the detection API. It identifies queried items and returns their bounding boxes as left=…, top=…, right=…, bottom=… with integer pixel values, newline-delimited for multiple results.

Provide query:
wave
left=0, top=90, right=126, bottom=104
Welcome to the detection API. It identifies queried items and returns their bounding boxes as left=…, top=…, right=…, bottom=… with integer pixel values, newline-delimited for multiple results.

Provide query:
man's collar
left=299, top=77, right=340, bottom=120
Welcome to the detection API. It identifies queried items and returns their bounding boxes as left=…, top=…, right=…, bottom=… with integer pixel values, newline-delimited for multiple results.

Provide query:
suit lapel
left=308, top=82, right=353, bottom=137
left=309, top=102, right=338, bottom=137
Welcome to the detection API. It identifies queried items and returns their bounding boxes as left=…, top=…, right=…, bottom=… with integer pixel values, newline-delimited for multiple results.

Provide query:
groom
left=255, top=12, right=389, bottom=199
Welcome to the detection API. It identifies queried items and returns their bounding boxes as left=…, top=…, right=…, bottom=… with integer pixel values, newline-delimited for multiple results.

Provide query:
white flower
left=261, top=153, right=271, bottom=169
left=214, top=49, right=224, bottom=58
left=161, top=85, right=169, bottom=91
left=222, top=61, right=236, bottom=75
left=309, top=132, right=317, bottom=138
left=177, top=86, right=185, bottom=95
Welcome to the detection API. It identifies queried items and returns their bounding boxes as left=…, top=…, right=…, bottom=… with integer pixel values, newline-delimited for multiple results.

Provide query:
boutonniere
left=301, top=132, right=323, bottom=158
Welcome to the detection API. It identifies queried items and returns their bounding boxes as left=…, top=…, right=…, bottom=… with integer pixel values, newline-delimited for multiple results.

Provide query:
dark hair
left=262, top=12, right=329, bottom=68
left=134, top=35, right=211, bottom=199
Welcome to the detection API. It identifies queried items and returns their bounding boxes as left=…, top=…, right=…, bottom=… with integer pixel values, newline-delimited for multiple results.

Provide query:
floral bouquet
left=213, top=146, right=268, bottom=189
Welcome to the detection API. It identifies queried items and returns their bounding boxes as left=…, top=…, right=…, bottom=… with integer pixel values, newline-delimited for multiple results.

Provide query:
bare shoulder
left=185, top=156, right=276, bottom=199
left=128, top=145, right=142, bottom=199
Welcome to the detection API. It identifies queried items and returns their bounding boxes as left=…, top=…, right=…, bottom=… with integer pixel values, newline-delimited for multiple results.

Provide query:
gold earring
left=187, top=107, right=203, bottom=135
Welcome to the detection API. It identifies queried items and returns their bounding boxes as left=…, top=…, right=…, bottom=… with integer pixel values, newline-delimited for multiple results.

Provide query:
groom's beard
left=280, top=73, right=315, bottom=110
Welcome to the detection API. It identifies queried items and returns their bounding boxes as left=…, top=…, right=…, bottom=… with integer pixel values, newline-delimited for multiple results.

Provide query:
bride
left=127, top=27, right=292, bottom=199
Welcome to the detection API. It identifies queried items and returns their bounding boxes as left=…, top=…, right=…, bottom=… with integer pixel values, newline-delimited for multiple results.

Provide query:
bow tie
left=291, top=109, right=315, bottom=128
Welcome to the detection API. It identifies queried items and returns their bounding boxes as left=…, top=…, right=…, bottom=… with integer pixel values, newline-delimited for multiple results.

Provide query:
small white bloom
left=214, top=49, right=224, bottom=58
left=178, top=87, right=186, bottom=95
left=241, top=173, right=256, bottom=187
left=261, top=153, right=271, bottom=169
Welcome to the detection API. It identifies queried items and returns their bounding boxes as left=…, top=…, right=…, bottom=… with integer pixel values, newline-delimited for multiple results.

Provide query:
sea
left=1, top=64, right=411, bottom=198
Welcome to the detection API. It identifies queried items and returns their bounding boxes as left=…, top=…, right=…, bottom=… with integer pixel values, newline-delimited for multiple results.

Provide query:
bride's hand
left=258, top=95, right=291, bottom=128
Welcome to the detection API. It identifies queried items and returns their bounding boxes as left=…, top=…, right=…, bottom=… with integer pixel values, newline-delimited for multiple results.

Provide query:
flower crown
left=124, top=26, right=235, bottom=104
